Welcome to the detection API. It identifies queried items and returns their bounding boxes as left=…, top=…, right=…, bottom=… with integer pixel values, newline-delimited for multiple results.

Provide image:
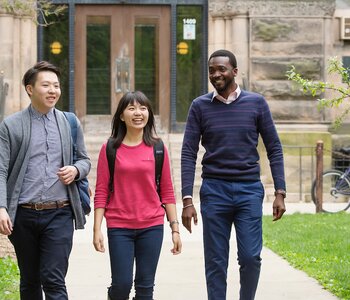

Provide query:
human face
left=208, top=56, right=238, bottom=97
left=120, top=101, right=149, bottom=132
left=25, top=71, right=61, bottom=114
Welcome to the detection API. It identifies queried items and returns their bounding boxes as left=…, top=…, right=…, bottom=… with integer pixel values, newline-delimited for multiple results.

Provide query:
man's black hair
left=22, top=61, right=61, bottom=87
left=209, top=49, right=237, bottom=68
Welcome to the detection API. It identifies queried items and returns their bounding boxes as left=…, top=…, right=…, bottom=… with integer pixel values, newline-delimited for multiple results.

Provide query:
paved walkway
left=66, top=203, right=339, bottom=300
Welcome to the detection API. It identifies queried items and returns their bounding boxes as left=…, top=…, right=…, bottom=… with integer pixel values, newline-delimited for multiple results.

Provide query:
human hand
left=57, top=166, right=79, bottom=185
left=93, top=230, right=105, bottom=252
left=273, top=195, right=286, bottom=221
left=181, top=204, right=198, bottom=233
left=0, top=208, right=12, bottom=235
left=170, top=232, right=182, bottom=255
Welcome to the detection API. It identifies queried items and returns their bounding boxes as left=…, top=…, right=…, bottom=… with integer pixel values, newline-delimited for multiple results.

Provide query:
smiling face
left=208, top=56, right=238, bottom=97
left=120, top=100, right=150, bottom=132
left=25, top=71, right=61, bottom=114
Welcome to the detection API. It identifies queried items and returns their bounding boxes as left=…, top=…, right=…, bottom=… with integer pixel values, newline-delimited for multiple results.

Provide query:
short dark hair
left=209, top=50, right=237, bottom=68
left=22, top=61, right=61, bottom=87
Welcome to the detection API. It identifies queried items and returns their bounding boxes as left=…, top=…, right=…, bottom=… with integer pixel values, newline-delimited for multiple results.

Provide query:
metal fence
left=283, top=144, right=350, bottom=202
left=0, top=71, right=9, bottom=122
left=331, top=148, right=350, bottom=173
left=283, top=145, right=315, bottom=202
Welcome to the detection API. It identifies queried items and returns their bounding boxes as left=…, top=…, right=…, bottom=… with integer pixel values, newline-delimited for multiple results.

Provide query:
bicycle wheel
left=311, top=169, right=350, bottom=213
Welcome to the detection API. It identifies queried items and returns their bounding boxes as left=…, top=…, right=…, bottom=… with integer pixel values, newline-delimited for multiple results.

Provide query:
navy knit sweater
left=181, top=90, right=286, bottom=198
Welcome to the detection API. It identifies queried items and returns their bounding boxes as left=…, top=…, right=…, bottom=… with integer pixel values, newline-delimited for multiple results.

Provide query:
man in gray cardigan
left=0, top=61, right=91, bottom=300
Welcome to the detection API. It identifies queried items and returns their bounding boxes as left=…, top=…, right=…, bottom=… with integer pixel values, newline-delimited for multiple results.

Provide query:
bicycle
left=311, top=168, right=350, bottom=213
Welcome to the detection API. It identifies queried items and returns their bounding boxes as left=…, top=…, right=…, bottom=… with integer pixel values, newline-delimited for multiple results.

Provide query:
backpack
left=63, top=112, right=92, bottom=215
left=106, top=138, right=164, bottom=203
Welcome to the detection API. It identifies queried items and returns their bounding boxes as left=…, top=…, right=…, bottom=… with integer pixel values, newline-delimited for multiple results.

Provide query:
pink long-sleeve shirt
left=94, top=141, right=176, bottom=229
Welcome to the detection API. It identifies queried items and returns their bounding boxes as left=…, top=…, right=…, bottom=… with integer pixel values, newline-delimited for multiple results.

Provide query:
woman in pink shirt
left=93, top=91, right=182, bottom=300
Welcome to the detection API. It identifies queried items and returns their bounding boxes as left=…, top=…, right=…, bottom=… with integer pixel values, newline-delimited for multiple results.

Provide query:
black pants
left=9, top=206, right=74, bottom=300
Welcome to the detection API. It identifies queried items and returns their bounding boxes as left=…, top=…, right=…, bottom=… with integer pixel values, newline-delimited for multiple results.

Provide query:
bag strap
left=153, top=139, right=164, bottom=200
left=106, top=138, right=164, bottom=201
left=106, top=138, right=117, bottom=194
left=63, top=111, right=78, bottom=161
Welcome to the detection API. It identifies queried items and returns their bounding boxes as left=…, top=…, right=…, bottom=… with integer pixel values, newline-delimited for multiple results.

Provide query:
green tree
left=0, top=0, right=66, bottom=26
left=286, top=57, right=350, bottom=128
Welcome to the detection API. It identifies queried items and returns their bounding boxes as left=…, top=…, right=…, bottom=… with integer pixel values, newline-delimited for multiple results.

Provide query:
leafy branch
left=0, top=0, right=66, bottom=26
left=286, top=57, right=350, bottom=128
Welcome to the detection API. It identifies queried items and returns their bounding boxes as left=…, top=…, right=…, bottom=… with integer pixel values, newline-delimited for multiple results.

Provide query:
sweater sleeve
left=0, top=121, right=10, bottom=209
left=94, top=142, right=111, bottom=209
left=73, top=116, right=91, bottom=180
left=258, top=97, right=286, bottom=191
left=181, top=100, right=201, bottom=198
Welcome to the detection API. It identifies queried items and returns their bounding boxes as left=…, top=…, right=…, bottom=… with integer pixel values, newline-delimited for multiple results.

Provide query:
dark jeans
left=200, top=178, right=264, bottom=300
left=107, top=225, right=163, bottom=300
left=8, top=206, right=74, bottom=300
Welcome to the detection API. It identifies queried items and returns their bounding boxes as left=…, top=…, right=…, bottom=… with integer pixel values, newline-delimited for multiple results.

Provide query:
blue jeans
left=8, top=206, right=74, bottom=300
left=200, top=178, right=264, bottom=300
left=107, top=225, right=163, bottom=300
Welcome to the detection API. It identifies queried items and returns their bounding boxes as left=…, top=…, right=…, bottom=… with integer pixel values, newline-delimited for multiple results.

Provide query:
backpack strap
left=105, top=138, right=164, bottom=202
left=106, top=137, right=117, bottom=194
left=153, top=139, right=164, bottom=200
left=63, top=111, right=78, bottom=160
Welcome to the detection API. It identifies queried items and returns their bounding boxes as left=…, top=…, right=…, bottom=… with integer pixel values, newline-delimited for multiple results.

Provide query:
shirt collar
left=29, top=105, right=54, bottom=120
left=212, top=85, right=241, bottom=104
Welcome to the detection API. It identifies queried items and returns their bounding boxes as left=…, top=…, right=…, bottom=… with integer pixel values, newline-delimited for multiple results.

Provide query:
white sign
left=183, top=18, right=196, bottom=40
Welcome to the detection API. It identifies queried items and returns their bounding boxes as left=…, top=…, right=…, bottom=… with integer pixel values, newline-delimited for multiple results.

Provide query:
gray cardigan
left=0, top=106, right=91, bottom=229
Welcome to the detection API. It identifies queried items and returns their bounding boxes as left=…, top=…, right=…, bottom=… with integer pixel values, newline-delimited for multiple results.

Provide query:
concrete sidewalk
left=66, top=203, right=339, bottom=300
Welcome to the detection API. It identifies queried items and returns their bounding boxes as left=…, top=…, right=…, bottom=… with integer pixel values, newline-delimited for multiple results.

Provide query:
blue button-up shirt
left=18, top=106, right=69, bottom=204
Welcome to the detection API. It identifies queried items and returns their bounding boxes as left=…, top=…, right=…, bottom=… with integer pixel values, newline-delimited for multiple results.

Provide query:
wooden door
left=75, top=5, right=171, bottom=130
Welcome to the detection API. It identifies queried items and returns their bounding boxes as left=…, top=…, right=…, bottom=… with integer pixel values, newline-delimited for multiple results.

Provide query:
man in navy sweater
left=181, top=49, right=286, bottom=300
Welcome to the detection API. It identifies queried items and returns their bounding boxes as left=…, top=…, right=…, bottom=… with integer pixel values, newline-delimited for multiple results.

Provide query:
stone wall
left=208, top=0, right=336, bottom=122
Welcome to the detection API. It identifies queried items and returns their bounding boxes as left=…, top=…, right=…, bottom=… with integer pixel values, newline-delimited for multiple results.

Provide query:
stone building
left=2, top=0, right=348, bottom=128
left=1, top=0, right=348, bottom=128
left=209, top=0, right=334, bottom=121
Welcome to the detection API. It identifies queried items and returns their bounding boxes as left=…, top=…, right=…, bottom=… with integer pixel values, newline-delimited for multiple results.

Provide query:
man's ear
left=25, top=85, right=33, bottom=96
left=232, top=68, right=238, bottom=77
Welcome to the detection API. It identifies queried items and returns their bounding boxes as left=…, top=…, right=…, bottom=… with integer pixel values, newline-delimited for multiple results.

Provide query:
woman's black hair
left=111, top=91, right=159, bottom=148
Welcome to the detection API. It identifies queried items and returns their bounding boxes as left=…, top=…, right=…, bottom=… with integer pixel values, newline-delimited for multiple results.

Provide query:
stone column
left=0, top=14, right=16, bottom=114
left=323, top=16, right=336, bottom=122
left=230, top=14, right=249, bottom=88
left=0, top=13, right=36, bottom=116
left=213, top=17, right=226, bottom=50
left=19, top=17, right=36, bottom=109
left=12, top=16, right=21, bottom=113
left=208, top=16, right=226, bottom=91
left=224, top=16, right=232, bottom=50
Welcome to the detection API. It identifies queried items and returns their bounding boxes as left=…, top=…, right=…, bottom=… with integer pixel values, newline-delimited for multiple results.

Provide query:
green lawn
left=263, top=213, right=350, bottom=300
left=0, top=256, right=19, bottom=300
